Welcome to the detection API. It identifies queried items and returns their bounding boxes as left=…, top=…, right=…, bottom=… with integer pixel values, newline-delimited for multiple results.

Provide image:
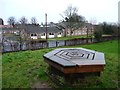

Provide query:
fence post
left=56, top=41, right=59, bottom=47
left=65, top=40, right=66, bottom=46
left=46, top=41, right=49, bottom=48
left=86, top=38, right=88, bottom=43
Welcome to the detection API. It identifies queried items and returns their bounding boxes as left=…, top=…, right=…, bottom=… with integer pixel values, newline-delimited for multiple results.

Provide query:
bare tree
left=7, top=16, right=16, bottom=25
left=89, top=17, right=97, bottom=38
left=19, top=16, right=28, bottom=24
left=89, top=17, right=97, bottom=25
left=64, top=5, right=78, bottom=18
left=15, top=22, right=20, bottom=24
left=31, top=17, right=38, bottom=25
left=61, top=5, right=85, bottom=36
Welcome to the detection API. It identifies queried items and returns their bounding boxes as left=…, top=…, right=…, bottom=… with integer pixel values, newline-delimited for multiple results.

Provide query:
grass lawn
left=48, top=35, right=90, bottom=40
left=2, top=40, right=118, bottom=88
left=40, top=35, right=93, bottom=41
left=30, top=34, right=111, bottom=41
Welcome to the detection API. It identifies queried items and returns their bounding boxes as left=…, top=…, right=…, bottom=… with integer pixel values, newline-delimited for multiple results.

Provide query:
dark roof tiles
left=22, top=26, right=62, bottom=33
left=2, top=24, right=63, bottom=33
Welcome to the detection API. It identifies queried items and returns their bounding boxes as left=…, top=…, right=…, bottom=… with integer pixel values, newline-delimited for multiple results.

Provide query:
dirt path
left=32, top=81, right=53, bottom=89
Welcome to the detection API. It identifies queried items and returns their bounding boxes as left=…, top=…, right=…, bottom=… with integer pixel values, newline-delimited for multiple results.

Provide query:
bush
left=94, top=26, right=103, bottom=42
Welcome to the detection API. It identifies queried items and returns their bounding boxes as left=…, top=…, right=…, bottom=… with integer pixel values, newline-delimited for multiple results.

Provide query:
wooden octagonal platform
left=43, top=48, right=105, bottom=74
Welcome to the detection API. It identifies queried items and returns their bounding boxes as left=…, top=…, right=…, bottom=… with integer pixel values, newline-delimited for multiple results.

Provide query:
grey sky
left=0, top=0, right=119, bottom=24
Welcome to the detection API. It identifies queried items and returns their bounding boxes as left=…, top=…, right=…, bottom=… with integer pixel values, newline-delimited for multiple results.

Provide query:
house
left=14, top=24, right=63, bottom=39
left=32, top=26, right=62, bottom=39
left=39, top=27, right=63, bottom=39
left=1, top=24, right=26, bottom=42
left=0, top=21, right=21, bottom=35
left=53, top=22, right=94, bottom=37
left=1, top=17, right=94, bottom=40
left=1, top=23, right=94, bottom=40
left=66, top=23, right=94, bottom=36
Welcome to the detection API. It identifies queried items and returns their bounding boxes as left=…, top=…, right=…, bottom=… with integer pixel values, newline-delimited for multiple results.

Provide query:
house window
left=71, top=31, right=73, bottom=34
left=34, top=33, right=37, bottom=36
left=41, top=33, right=45, bottom=36
left=58, top=32, right=61, bottom=35
left=31, top=33, right=37, bottom=36
left=67, top=32, right=69, bottom=34
left=31, top=34, right=33, bottom=36
left=49, top=33, right=54, bottom=35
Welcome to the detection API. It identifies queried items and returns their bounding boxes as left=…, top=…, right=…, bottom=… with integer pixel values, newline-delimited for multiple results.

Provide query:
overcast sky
left=0, top=0, right=119, bottom=24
